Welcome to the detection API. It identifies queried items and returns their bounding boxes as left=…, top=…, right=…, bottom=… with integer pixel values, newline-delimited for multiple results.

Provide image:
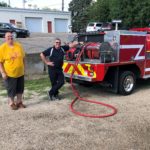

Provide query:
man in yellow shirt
left=0, top=32, right=26, bottom=110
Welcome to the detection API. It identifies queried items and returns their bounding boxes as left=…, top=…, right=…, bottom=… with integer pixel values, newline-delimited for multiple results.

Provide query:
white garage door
left=55, top=19, right=68, bottom=33
left=25, top=17, right=42, bottom=32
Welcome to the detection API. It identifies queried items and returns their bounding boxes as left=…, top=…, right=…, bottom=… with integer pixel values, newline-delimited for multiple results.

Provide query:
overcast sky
left=1, top=0, right=72, bottom=11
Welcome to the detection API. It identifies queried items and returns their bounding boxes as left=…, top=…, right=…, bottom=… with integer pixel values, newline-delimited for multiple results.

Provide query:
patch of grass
left=24, top=92, right=33, bottom=100
left=25, top=78, right=50, bottom=92
left=24, top=77, right=51, bottom=99
left=0, top=86, right=5, bottom=91
left=0, top=79, right=5, bottom=91
left=41, top=95, right=49, bottom=101
left=0, top=77, right=67, bottom=99
left=0, top=91, right=7, bottom=97
left=25, top=77, right=66, bottom=93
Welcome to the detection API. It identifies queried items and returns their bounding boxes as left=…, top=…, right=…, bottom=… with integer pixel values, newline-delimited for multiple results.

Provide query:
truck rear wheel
left=119, top=71, right=136, bottom=95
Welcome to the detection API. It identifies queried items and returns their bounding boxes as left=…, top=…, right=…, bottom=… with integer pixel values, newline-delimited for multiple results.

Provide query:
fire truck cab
left=63, top=30, right=150, bottom=95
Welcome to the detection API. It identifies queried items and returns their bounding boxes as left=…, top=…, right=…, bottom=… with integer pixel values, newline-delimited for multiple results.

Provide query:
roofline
left=0, top=7, right=71, bottom=15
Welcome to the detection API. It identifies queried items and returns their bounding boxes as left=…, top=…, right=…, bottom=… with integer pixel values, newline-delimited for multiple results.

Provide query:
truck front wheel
left=119, top=71, right=136, bottom=95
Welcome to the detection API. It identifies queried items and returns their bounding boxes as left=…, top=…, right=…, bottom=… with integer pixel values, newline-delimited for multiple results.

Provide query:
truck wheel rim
left=123, top=75, right=134, bottom=92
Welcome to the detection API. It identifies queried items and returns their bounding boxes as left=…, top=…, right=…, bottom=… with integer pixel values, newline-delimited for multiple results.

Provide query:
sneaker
left=10, top=103, right=18, bottom=110
left=47, top=91, right=56, bottom=101
left=54, top=94, right=61, bottom=100
left=47, top=91, right=51, bottom=100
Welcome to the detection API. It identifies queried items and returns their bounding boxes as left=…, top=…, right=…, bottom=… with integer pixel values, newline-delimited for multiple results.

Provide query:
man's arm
left=62, top=41, right=79, bottom=51
left=40, top=53, right=54, bottom=66
left=0, top=62, right=7, bottom=80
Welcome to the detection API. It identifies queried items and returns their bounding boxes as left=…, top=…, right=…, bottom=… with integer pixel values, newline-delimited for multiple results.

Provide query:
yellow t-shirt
left=0, top=42, right=25, bottom=78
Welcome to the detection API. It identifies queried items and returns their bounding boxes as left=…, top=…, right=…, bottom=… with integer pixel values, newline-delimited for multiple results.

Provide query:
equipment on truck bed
left=63, top=30, right=150, bottom=95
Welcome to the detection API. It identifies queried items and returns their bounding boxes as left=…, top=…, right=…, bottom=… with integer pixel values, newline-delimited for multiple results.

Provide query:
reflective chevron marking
left=120, top=45, right=145, bottom=60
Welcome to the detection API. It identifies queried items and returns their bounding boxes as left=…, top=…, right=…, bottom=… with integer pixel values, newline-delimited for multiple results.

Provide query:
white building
left=0, top=7, right=71, bottom=33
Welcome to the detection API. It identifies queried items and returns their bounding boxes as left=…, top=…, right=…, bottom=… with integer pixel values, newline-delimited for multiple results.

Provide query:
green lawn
left=0, top=76, right=69, bottom=100
left=0, top=77, right=51, bottom=99
left=25, top=77, right=50, bottom=92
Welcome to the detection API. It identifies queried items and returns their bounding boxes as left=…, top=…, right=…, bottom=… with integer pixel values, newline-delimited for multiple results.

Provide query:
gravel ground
left=0, top=33, right=150, bottom=150
left=0, top=79, right=150, bottom=150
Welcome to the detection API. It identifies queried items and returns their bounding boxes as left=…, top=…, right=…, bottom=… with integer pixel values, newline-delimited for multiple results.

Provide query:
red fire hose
left=69, top=44, right=117, bottom=118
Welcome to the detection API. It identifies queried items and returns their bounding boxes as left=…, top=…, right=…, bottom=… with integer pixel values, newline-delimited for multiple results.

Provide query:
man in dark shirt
left=40, top=38, right=77, bottom=100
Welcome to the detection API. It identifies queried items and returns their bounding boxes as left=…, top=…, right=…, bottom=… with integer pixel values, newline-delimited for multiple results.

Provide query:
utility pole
left=23, top=0, right=27, bottom=8
left=62, top=0, right=64, bottom=11
left=8, top=0, right=10, bottom=6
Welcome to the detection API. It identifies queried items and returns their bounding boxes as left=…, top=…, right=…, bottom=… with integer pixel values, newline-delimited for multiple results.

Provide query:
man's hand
left=1, top=72, right=7, bottom=80
left=46, top=61, right=54, bottom=66
left=69, top=41, right=78, bottom=48
left=40, top=53, right=54, bottom=66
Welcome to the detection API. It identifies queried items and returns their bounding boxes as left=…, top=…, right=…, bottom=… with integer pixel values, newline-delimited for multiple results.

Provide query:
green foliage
left=88, top=0, right=110, bottom=22
left=69, top=0, right=92, bottom=32
left=0, top=1, right=10, bottom=7
left=69, top=0, right=150, bottom=32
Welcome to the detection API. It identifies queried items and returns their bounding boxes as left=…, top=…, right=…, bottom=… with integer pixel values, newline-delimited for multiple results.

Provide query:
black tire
left=12, top=32, right=17, bottom=38
left=79, top=82, right=93, bottom=87
left=65, top=78, right=70, bottom=83
left=119, top=71, right=136, bottom=95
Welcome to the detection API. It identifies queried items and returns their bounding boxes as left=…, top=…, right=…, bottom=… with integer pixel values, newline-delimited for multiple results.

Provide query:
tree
left=109, top=0, right=150, bottom=28
left=0, top=1, right=10, bottom=7
left=131, top=0, right=150, bottom=27
left=88, top=0, right=150, bottom=28
left=87, top=0, right=110, bottom=22
left=69, top=0, right=92, bottom=32
left=69, top=0, right=150, bottom=32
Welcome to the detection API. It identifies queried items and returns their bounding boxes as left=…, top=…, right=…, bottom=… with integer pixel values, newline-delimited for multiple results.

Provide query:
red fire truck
left=130, top=26, right=150, bottom=33
left=63, top=30, right=150, bottom=95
